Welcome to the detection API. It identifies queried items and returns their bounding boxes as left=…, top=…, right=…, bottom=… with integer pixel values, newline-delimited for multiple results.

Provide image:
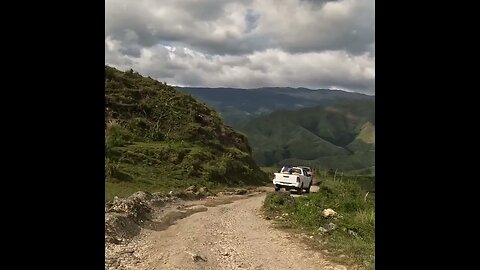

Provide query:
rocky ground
left=105, top=186, right=350, bottom=270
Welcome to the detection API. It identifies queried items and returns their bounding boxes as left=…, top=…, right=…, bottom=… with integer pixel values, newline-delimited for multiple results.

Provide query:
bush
left=127, top=118, right=149, bottom=136
left=264, top=192, right=295, bottom=210
left=106, top=122, right=134, bottom=148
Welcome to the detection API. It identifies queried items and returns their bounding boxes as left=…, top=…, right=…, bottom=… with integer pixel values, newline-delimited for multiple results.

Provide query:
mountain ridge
left=176, top=86, right=374, bottom=126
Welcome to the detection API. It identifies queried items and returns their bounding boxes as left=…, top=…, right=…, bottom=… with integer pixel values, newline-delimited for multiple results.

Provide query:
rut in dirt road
left=131, top=192, right=347, bottom=270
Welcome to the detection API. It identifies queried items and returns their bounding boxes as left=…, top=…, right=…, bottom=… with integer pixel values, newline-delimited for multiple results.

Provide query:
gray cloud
left=105, top=0, right=375, bottom=94
left=244, top=9, right=260, bottom=33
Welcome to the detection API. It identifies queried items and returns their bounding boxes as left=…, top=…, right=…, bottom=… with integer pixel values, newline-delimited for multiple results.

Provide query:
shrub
left=106, top=121, right=134, bottom=148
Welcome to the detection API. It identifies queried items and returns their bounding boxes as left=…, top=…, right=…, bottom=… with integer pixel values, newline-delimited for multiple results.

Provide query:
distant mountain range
left=176, top=87, right=375, bottom=174
left=176, top=87, right=374, bottom=127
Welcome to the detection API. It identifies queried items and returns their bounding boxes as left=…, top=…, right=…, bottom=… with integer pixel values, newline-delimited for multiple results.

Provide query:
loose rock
left=321, top=208, right=337, bottom=218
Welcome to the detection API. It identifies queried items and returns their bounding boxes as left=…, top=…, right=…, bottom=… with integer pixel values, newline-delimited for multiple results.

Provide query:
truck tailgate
left=274, top=173, right=298, bottom=184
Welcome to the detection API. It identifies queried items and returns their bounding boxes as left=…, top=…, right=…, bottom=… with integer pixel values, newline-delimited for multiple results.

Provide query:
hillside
left=105, top=66, right=269, bottom=200
left=346, top=122, right=375, bottom=153
left=238, top=100, right=375, bottom=172
left=176, top=87, right=374, bottom=126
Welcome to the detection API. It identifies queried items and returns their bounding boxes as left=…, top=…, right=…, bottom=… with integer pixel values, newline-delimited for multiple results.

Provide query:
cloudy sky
left=105, top=0, right=375, bottom=94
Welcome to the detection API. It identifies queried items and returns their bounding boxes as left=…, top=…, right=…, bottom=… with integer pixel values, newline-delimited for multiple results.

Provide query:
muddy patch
left=203, top=197, right=237, bottom=207
left=143, top=206, right=209, bottom=232
left=142, top=194, right=262, bottom=232
left=203, top=192, right=261, bottom=207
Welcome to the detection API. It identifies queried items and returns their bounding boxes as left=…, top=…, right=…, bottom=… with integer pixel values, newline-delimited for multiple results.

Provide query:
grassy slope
left=263, top=176, right=375, bottom=269
left=105, top=66, right=269, bottom=201
left=346, top=122, right=375, bottom=152
left=242, top=113, right=351, bottom=165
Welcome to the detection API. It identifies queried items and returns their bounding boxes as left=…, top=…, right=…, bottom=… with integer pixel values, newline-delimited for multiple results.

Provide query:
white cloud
left=105, top=0, right=375, bottom=94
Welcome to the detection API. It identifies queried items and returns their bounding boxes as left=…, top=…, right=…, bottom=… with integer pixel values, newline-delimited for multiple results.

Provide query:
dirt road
left=111, top=186, right=348, bottom=270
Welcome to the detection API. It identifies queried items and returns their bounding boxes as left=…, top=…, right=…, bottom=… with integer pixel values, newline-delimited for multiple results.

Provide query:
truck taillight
left=297, top=177, right=300, bottom=183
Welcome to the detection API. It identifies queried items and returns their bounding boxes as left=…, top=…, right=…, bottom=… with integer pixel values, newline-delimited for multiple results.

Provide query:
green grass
left=106, top=181, right=158, bottom=201
left=263, top=177, right=375, bottom=269
left=105, top=141, right=270, bottom=201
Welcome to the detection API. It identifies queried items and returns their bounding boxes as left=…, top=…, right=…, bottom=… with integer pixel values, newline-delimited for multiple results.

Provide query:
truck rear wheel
left=297, top=184, right=303, bottom=195
left=275, top=185, right=281, bottom=191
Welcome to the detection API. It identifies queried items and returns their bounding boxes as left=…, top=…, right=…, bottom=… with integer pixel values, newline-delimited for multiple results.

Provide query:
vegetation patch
left=263, top=176, right=375, bottom=269
left=105, top=66, right=269, bottom=201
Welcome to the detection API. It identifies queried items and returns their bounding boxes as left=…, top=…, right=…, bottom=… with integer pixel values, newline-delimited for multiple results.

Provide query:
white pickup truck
left=273, top=166, right=313, bottom=194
